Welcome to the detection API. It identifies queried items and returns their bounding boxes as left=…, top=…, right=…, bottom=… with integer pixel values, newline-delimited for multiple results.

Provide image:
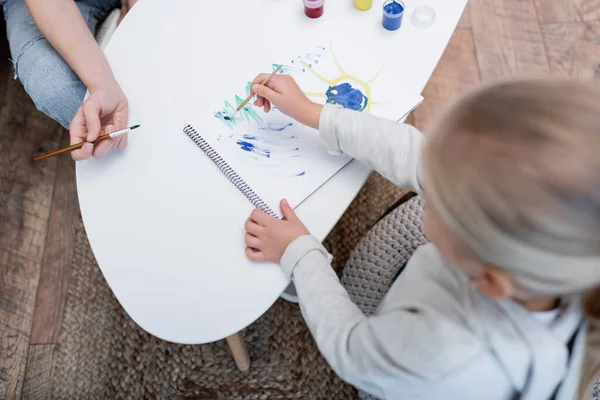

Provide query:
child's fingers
left=250, top=208, right=273, bottom=226
left=252, top=84, right=280, bottom=104
left=244, top=218, right=264, bottom=236
left=280, top=199, right=296, bottom=221
left=251, top=73, right=281, bottom=90
left=264, top=99, right=271, bottom=113
left=245, top=246, right=266, bottom=261
left=244, top=233, right=262, bottom=250
left=251, top=73, right=271, bottom=88
left=255, top=95, right=264, bottom=108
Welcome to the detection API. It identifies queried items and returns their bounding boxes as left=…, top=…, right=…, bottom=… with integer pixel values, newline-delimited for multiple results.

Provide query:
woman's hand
left=244, top=199, right=310, bottom=263
left=69, top=79, right=128, bottom=160
left=250, top=74, right=323, bottom=129
left=119, top=0, right=138, bottom=24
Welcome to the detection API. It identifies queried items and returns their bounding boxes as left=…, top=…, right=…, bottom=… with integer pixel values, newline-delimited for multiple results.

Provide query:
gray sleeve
left=280, top=238, right=484, bottom=398
left=318, top=104, right=424, bottom=193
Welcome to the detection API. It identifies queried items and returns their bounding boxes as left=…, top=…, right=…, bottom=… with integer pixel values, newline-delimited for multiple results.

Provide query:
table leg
left=226, top=332, right=250, bottom=371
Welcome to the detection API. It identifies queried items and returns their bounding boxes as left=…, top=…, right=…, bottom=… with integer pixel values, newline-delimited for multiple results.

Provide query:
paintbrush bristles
left=227, top=65, right=283, bottom=120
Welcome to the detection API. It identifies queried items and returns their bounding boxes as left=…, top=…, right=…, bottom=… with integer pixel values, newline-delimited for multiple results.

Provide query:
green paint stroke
left=274, top=63, right=293, bottom=74
left=235, top=95, right=262, bottom=124
left=215, top=91, right=263, bottom=129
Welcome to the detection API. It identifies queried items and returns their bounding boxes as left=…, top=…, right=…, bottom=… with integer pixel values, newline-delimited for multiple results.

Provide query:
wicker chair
left=341, top=194, right=428, bottom=399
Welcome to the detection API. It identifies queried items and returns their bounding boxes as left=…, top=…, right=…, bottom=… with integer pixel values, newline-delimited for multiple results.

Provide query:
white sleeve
left=318, top=104, right=424, bottom=193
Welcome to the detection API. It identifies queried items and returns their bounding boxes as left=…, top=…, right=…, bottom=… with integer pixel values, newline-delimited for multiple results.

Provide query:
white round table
left=77, top=0, right=467, bottom=344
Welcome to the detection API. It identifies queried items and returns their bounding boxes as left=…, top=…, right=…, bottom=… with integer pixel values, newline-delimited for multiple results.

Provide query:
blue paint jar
left=382, top=0, right=404, bottom=31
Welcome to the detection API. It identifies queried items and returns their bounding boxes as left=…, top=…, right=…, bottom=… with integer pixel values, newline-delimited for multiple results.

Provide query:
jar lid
left=411, top=5, right=436, bottom=29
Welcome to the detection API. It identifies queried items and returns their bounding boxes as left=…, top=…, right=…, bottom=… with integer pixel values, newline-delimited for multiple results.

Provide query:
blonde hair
left=421, top=79, right=600, bottom=397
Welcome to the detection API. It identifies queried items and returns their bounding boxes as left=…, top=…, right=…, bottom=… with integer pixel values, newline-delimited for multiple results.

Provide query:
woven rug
left=51, top=173, right=408, bottom=399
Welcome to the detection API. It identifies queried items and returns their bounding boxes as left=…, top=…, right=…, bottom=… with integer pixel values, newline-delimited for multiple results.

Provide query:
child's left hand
left=244, top=199, right=310, bottom=263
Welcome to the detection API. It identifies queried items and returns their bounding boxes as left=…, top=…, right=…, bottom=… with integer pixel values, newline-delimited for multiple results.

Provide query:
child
left=243, top=74, right=600, bottom=399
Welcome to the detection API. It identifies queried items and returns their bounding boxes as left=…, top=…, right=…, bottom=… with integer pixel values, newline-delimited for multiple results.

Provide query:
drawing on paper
left=217, top=122, right=306, bottom=177
left=214, top=40, right=383, bottom=130
left=288, top=42, right=382, bottom=113
left=214, top=84, right=263, bottom=129
left=209, top=41, right=383, bottom=181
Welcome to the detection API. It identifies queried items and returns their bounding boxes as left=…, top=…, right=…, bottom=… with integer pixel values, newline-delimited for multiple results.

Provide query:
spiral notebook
left=183, top=39, right=423, bottom=218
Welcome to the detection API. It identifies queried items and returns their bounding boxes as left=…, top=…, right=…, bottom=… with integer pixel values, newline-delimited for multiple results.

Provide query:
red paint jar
left=303, top=0, right=324, bottom=19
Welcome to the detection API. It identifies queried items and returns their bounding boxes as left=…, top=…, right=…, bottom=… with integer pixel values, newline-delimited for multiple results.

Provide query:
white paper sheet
left=185, top=37, right=423, bottom=218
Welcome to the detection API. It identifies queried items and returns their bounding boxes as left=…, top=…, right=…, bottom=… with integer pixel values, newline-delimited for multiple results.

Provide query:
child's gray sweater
left=280, top=104, right=586, bottom=400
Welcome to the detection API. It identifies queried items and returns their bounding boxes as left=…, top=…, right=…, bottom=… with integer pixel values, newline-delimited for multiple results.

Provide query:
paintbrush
left=33, top=124, right=140, bottom=161
left=226, top=65, right=283, bottom=120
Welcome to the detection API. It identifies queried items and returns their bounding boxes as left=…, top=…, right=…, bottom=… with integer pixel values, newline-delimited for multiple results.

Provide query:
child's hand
left=244, top=199, right=310, bottom=263
left=250, top=74, right=323, bottom=130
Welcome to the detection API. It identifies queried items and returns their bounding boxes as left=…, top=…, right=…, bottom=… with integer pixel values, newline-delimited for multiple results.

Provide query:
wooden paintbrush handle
left=33, top=133, right=112, bottom=161
left=236, top=95, right=254, bottom=113
left=235, top=65, right=283, bottom=113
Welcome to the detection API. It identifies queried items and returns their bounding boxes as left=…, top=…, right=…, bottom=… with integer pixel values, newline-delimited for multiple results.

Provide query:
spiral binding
left=183, top=124, right=278, bottom=218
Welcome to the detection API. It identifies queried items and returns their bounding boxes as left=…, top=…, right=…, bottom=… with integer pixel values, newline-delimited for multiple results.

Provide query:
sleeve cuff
left=280, top=235, right=333, bottom=278
left=318, top=104, right=344, bottom=155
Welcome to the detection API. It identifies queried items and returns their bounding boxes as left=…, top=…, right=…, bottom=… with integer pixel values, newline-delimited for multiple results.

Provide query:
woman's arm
left=25, top=0, right=115, bottom=91
left=25, top=0, right=129, bottom=160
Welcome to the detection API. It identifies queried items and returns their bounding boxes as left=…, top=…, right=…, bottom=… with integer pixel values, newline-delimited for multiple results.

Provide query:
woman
left=1, top=0, right=136, bottom=160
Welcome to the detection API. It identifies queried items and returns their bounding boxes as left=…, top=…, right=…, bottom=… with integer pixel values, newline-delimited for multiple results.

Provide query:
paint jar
left=303, top=0, right=325, bottom=19
left=353, top=0, right=373, bottom=11
left=382, top=0, right=405, bottom=31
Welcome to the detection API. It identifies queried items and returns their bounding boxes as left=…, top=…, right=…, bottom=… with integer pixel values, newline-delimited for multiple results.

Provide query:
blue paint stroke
left=232, top=132, right=300, bottom=157
left=291, top=48, right=325, bottom=72
left=236, top=140, right=271, bottom=158
left=219, top=123, right=306, bottom=177
left=215, top=111, right=231, bottom=120
left=214, top=101, right=239, bottom=129
left=326, top=83, right=369, bottom=112
left=258, top=122, right=294, bottom=132
left=235, top=132, right=297, bottom=145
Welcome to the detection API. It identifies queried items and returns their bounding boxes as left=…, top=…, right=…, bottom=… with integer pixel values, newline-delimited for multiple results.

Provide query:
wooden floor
left=1, top=1, right=599, bottom=398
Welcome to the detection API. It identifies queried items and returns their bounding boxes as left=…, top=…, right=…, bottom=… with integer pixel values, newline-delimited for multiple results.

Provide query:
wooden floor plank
left=0, top=88, right=62, bottom=399
left=0, top=27, right=63, bottom=399
left=534, top=0, right=600, bottom=23
left=412, top=27, right=480, bottom=132
left=458, top=4, right=471, bottom=28
left=542, top=21, right=600, bottom=80
left=456, top=3, right=471, bottom=28
left=470, top=0, right=550, bottom=80
left=30, top=132, right=78, bottom=344
left=21, top=344, right=55, bottom=400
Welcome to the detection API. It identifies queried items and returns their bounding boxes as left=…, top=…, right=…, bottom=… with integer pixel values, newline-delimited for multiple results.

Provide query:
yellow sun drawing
left=299, top=42, right=383, bottom=114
